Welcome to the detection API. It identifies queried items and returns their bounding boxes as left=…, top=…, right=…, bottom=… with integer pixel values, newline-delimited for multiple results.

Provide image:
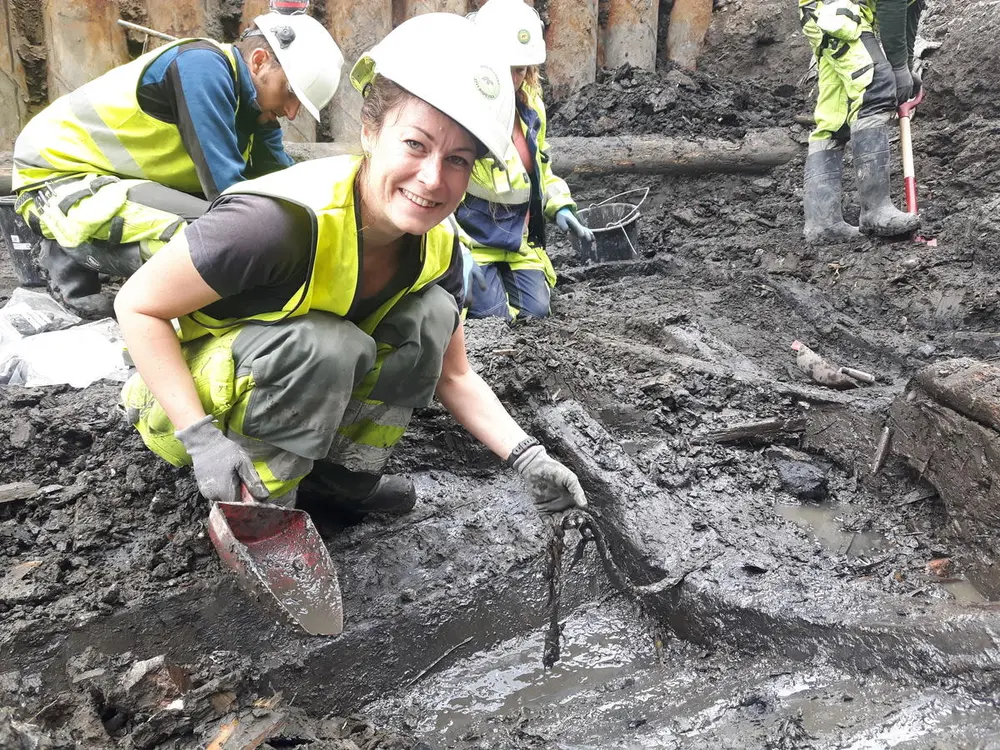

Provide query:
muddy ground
left=4, top=0, right=1000, bottom=747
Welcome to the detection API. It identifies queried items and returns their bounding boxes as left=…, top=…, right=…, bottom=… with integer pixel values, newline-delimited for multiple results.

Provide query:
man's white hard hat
left=469, top=0, right=546, bottom=67
left=255, top=13, right=344, bottom=120
left=349, top=13, right=516, bottom=163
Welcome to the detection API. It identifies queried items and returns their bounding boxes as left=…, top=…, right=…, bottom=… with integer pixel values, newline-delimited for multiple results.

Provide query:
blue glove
left=460, top=246, right=487, bottom=306
left=555, top=208, right=595, bottom=243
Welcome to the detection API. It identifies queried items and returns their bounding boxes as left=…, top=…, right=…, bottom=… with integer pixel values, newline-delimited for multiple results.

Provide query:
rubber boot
left=852, top=120, right=921, bottom=237
left=37, top=239, right=115, bottom=320
left=297, top=463, right=417, bottom=518
left=62, top=240, right=142, bottom=279
left=803, top=145, right=861, bottom=245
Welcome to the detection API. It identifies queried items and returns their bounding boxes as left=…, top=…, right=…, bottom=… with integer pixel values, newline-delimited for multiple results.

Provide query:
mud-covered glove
left=555, top=207, right=595, bottom=243
left=510, top=441, right=589, bottom=515
left=175, top=415, right=270, bottom=504
left=460, top=246, right=488, bottom=306
left=893, top=65, right=916, bottom=105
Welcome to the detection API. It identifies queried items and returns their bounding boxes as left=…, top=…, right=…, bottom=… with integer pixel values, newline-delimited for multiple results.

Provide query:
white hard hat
left=349, top=13, right=515, bottom=164
left=254, top=13, right=344, bottom=120
left=469, top=0, right=546, bottom=67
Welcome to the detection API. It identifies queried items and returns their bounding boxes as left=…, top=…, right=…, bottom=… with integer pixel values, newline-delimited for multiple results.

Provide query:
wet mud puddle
left=365, top=600, right=1000, bottom=749
left=775, top=500, right=989, bottom=604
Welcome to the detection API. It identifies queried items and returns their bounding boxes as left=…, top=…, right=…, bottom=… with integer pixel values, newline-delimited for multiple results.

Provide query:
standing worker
left=799, top=0, right=924, bottom=245
left=114, top=13, right=589, bottom=521
left=457, top=0, right=593, bottom=323
left=11, top=13, right=343, bottom=318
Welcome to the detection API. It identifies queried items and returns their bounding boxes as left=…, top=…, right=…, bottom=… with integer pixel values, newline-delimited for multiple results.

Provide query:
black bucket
left=568, top=188, right=647, bottom=264
left=0, top=195, right=45, bottom=287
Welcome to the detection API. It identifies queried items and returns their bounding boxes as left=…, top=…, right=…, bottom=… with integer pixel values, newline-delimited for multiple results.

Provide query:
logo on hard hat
left=517, top=29, right=531, bottom=44
left=474, top=66, right=501, bottom=99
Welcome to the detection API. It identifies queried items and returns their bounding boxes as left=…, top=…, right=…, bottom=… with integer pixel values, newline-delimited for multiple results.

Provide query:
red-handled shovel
left=898, top=88, right=937, bottom=246
left=208, top=486, right=344, bottom=636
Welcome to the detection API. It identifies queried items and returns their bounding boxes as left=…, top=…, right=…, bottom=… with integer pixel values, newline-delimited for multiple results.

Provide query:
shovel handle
left=898, top=115, right=918, bottom=215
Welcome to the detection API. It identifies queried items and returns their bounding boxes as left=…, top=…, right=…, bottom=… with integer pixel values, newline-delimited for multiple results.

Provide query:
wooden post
left=42, top=0, right=129, bottom=99
left=325, top=0, right=393, bottom=147
left=665, top=0, right=713, bottom=71
left=146, top=0, right=209, bottom=43
left=399, top=0, right=468, bottom=20
left=0, top=2, right=29, bottom=151
left=602, top=0, right=658, bottom=71
left=545, top=0, right=598, bottom=99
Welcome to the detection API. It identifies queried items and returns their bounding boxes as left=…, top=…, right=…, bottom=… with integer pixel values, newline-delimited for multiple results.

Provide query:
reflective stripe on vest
left=178, top=155, right=458, bottom=341
left=13, top=39, right=241, bottom=194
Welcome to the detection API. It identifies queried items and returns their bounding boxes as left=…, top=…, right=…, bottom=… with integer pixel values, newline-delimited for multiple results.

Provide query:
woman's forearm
left=117, top=310, right=207, bottom=431
left=437, top=368, right=527, bottom=460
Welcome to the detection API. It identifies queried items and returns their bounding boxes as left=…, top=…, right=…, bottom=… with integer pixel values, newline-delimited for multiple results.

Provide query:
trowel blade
left=208, top=502, right=344, bottom=636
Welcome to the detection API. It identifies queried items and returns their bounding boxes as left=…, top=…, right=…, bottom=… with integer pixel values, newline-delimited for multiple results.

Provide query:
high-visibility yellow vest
left=13, top=39, right=244, bottom=194
left=458, top=83, right=575, bottom=255
left=178, top=155, right=459, bottom=342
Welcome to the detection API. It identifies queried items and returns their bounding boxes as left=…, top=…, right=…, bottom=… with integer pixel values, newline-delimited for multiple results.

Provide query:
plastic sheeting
left=0, top=288, right=130, bottom=387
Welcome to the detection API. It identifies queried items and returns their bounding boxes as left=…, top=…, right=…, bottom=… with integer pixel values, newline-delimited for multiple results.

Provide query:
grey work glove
left=512, top=445, right=589, bottom=515
left=555, top=207, right=596, bottom=243
left=175, top=415, right=270, bottom=504
left=892, top=65, right=916, bottom=105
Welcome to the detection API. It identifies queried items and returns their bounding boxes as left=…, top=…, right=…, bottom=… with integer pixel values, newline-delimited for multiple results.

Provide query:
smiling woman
left=112, top=12, right=589, bottom=601
left=357, top=79, right=478, bottom=244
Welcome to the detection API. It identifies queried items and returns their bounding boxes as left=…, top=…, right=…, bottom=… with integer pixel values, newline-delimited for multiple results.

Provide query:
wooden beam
left=283, top=128, right=800, bottom=176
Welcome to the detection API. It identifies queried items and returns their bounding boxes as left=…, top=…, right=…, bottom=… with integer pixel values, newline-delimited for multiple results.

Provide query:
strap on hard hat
left=241, top=25, right=295, bottom=49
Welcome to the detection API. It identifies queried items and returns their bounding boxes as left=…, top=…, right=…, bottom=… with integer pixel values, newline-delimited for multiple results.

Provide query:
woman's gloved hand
left=511, top=443, right=589, bottom=515
left=175, top=415, right=270, bottom=504
left=555, top=207, right=596, bottom=243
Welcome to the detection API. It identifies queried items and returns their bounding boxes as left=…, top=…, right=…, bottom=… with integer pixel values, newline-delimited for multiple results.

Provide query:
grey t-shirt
left=185, top=193, right=464, bottom=323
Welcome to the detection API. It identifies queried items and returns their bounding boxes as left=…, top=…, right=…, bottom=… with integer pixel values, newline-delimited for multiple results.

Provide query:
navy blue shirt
left=137, top=42, right=294, bottom=201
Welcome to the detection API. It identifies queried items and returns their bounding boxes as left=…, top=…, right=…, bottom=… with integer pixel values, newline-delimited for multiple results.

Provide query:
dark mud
left=548, top=60, right=807, bottom=139
left=5, top=0, right=1000, bottom=747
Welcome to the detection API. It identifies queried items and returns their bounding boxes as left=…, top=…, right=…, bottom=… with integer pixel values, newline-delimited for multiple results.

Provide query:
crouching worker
left=115, top=14, right=589, bottom=520
left=11, top=13, right=343, bottom=318
left=457, top=0, right=593, bottom=323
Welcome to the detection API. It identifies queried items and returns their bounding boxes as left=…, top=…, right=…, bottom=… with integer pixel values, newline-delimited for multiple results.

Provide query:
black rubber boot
left=297, top=463, right=417, bottom=519
left=852, top=121, right=921, bottom=237
left=803, top=146, right=861, bottom=245
left=37, top=239, right=115, bottom=320
left=62, top=240, right=142, bottom=279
